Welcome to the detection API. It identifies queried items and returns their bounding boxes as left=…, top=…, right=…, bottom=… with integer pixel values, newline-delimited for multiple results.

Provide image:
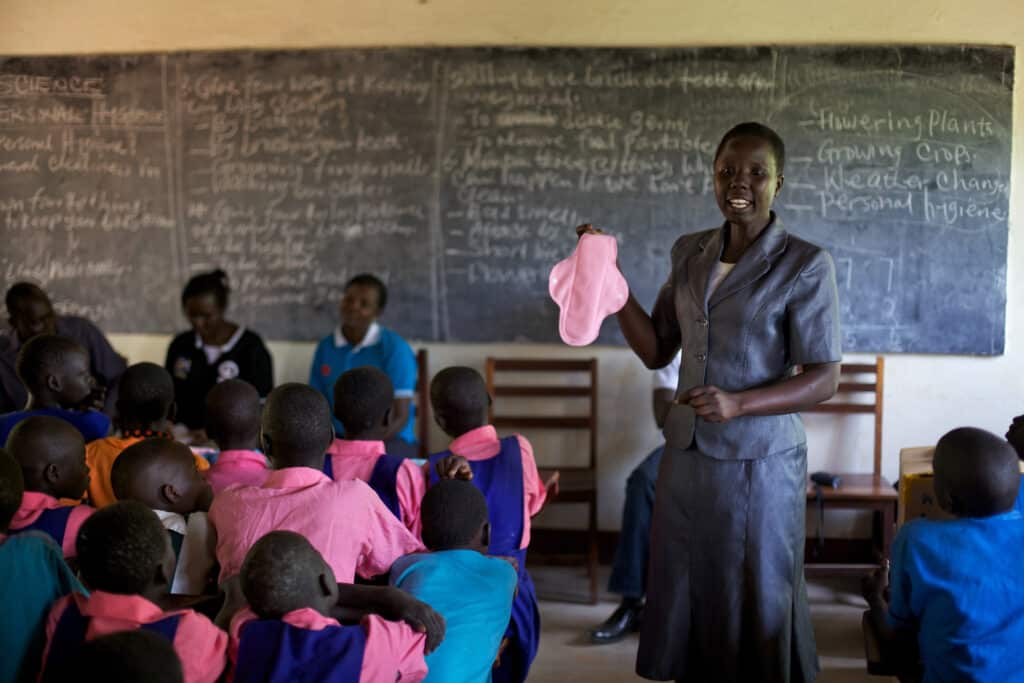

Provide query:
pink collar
left=73, top=590, right=167, bottom=622
left=10, top=491, right=64, bottom=529
left=328, top=438, right=386, bottom=459
left=230, top=606, right=339, bottom=642
left=263, top=466, right=330, bottom=489
left=449, top=425, right=498, bottom=453
left=215, top=450, right=269, bottom=469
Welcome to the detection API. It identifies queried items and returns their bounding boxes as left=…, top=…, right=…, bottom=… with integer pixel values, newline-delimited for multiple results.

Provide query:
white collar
left=333, top=321, right=381, bottom=351
left=153, top=509, right=188, bottom=535
left=195, top=325, right=245, bottom=352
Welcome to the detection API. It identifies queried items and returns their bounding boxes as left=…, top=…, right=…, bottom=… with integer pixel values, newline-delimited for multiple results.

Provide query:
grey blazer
left=652, top=214, right=842, bottom=459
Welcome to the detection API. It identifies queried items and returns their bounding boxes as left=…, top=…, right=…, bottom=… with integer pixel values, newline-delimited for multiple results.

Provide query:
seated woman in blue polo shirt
left=309, top=274, right=418, bottom=458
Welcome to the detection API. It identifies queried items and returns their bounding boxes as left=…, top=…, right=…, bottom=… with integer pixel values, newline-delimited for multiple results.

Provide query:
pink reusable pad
left=548, top=233, right=629, bottom=346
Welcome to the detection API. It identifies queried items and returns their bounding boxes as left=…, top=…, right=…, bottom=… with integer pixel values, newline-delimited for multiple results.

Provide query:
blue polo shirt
left=0, top=407, right=110, bottom=446
left=308, top=322, right=417, bottom=444
left=887, top=508, right=1024, bottom=683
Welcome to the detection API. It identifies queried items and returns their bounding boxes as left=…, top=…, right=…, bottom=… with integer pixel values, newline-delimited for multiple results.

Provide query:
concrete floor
left=528, top=571, right=894, bottom=682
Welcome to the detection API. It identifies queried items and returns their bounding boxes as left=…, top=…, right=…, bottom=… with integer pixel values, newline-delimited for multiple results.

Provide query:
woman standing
left=165, top=270, right=274, bottom=433
left=581, top=122, right=841, bottom=682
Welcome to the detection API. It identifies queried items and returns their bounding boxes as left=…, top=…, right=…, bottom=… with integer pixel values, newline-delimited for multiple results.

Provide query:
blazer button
left=695, top=352, right=707, bottom=362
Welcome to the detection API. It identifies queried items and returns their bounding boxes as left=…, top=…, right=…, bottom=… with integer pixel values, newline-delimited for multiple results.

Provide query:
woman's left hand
left=683, top=385, right=744, bottom=423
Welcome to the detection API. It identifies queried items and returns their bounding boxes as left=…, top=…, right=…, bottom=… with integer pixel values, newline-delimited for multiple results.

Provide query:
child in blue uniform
left=6, top=416, right=94, bottom=559
left=0, top=334, right=110, bottom=445
left=427, top=367, right=546, bottom=683
left=391, top=480, right=518, bottom=682
left=864, top=427, right=1024, bottom=682
left=0, top=446, right=84, bottom=683
left=230, top=530, right=429, bottom=683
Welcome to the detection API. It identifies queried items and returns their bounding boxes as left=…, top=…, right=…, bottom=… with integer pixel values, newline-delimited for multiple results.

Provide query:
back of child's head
left=421, top=479, right=490, bottom=551
left=333, top=367, right=393, bottom=437
left=7, top=415, right=89, bottom=500
left=55, top=630, right=183, bottom=683
left=204, top=379, right=261, bottom=449
left=935, top=427, right=1021, bottom=518
left=76, top=500, right=171, bottom=595
left=0, top=447, right=25, bottom=532
left=261, top=383, right=334, bottom=468
left=111, top=439, right=211, bottom=514
left=15, top=334, right=90, bottom=399
left=116, top=363, right=175, bottom=428
left=430, top=366, right=489, bottom=437
left=241, top=530, right=338, bottom=619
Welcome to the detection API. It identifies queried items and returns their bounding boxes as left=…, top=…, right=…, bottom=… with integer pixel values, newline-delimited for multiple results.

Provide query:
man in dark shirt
left=0, top=283, right=126, bottom=414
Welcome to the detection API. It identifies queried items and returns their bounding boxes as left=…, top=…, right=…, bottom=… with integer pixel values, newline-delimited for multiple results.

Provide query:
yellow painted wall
left=4, top=0, right=1023, bottom=532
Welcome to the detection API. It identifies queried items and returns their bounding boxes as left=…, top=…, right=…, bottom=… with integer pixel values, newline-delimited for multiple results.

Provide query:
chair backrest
left=416, top=349, right=429, bottom=459
left=484, top=358, right=598, bottom=471
left=802, top=357, right=885, bottom=475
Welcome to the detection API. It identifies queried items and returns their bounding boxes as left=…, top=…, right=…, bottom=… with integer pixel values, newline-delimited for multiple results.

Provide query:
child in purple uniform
left=6, top=416, right=94, bottom=559
left=229, top=531, right=429, bottom=683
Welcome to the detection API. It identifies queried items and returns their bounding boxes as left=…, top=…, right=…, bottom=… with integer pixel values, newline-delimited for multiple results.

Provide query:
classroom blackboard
left=0, top=46, right=1013, bottom=353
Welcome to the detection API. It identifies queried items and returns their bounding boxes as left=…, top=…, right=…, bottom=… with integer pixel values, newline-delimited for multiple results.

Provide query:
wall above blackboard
left=0, top=46, right=1013, bottom=354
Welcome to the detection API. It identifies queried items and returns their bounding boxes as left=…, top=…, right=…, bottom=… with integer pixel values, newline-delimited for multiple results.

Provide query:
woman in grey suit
left=579, top=122, right=841, bottom=682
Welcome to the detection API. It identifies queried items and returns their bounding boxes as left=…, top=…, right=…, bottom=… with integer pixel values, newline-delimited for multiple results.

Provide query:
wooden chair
left=804, top=357, right=898, bottom=576
left=485, top=357, right=599, bottom=604
left=416, top=349, right=430, bottom=459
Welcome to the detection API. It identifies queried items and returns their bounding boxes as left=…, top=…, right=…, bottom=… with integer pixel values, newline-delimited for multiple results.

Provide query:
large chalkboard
left=0, top=46, right=1013, bottom=353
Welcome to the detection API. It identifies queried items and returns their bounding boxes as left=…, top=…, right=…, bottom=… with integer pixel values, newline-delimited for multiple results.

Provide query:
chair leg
left=588, top=497, right=599, bottom=604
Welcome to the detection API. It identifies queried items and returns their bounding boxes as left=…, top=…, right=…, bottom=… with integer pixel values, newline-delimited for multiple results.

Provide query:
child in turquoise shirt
left=391, top=480, right=517, bottom=683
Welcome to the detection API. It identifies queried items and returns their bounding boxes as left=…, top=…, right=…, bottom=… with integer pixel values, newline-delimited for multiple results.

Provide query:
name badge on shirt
left=173, top=357, right=192, bottom=380
left=217, top=360, right=240, bottom=382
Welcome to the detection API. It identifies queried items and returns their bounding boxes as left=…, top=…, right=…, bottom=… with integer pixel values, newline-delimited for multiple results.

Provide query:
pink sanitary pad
left=548, top=233, right=629, bottom=346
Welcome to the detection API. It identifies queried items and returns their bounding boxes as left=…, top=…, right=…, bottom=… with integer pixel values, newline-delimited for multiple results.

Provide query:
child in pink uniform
left=208, top=383, right=424, bottom=585
left=40, top=501, right=227, bottom=683
left=7, top=416, right=94, bottom=559
left=326, top=367, right=429, bottom=535
left=229, top=531, right=428, bottom=683
left=203, top=379, right=270, bottom=495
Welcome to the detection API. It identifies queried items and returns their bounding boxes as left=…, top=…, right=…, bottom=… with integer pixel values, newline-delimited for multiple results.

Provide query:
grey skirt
left=637, top=445, right=819, bottom=683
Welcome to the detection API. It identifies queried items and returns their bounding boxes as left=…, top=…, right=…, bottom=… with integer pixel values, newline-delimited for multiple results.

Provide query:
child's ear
left=167, top=401, right=178, bottom=424
left=43, top=463, right=61, bottom=486
left=381, top=407, right=393, bottom=429
left=318, top=571, right=334, bottom=599
left=480, top=521, right=490, bottom=548
left=46, top=372, right=62, bottom=394
left=160, top=483, right=182, bottom=507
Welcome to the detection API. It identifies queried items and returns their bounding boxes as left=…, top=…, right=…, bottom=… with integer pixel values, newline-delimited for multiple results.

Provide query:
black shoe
left=589, top=602, right=643, bottom=644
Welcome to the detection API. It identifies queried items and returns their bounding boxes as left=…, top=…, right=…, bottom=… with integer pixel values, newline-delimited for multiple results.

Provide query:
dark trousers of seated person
left=608, top=445, right=664, bottom=598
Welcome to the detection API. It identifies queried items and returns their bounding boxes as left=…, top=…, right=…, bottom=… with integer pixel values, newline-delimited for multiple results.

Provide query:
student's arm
left=361, top=615, right=430, bottom=683
left=174, top=611, right=229, bottom=683
left=308, top=340, right=329, bottom=398
left=383, top=338, right=417, bottom=442
left=516, top=435, right=547, bottom=518
left=357, top=483, right=425, bottom=578
left=861, top=567, right=920, bottom=673
left=333, top=584, right=445, bottom=654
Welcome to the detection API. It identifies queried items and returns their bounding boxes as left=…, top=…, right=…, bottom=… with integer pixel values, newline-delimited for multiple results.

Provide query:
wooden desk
left=805, top=473, right=898, bottom=577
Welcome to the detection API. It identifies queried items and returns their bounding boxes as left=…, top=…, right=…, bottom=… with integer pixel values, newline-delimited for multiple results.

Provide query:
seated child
left=40, top=501, right=227, bottom=683
left=0, top=446, right=84, bottom=683
left=111, top=439, right=216, bottom=596
left=326, top=366, right=430, bottom=535
left=7, top=416, right=94, bottom=558
left=864, top=427, right=1024, bottom=682
left=86, top=362, right=209, bottom=508
left=46, top=629, right=184, bottom=683
left=0, top=334, right=110, bottom=445
left=391, top=480, right=517, bottom=683
left=203, top=379, right=269, bottom=494
left=229, top=531, right=428, bottom=683
left=427, top=366, right=547, bottom=683
left=208, top=383, right=424, bottom=585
